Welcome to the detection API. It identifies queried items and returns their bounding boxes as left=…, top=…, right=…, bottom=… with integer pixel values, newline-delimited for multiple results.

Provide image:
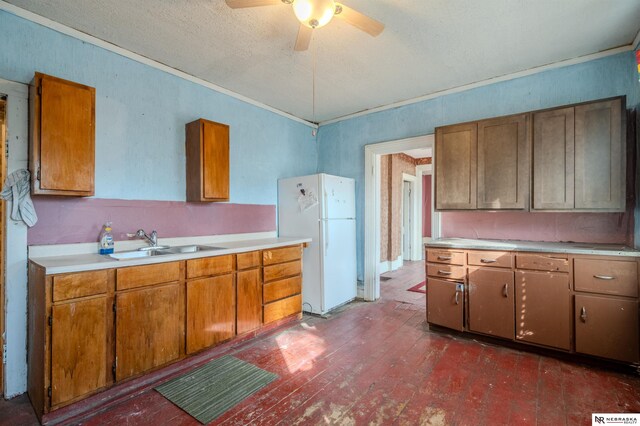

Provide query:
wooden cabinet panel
left=51, top=297, right=107, bottom=406
left=426, top=278, right=464, bottom=331
left=575, top=294, right=639, bottom=363
left=237, top=251, right=261, bottom=270
left=263, top=246, right=302, bottom=266
left=477, top=114, right=529, bottom=209
left=263, top=276, right=302, bottom=304
left=186, top=275, right=235, bottom=353
left=467, top=250, right=513, bottom=269
left=574, top=258, right=637, bottom=297
left=426, top=249, right=464, bottom=265
left=516, top=253, right=569, bottom=272
left=515, top=271, right=571, bottom=350
left=186, top=255, right=233, bottom=279
left=435, top=123, right=477, bottom=210
left=185, top=119, right=229, bottom=202
left=52, top=269, right=108, bottom=302
left=467, top=268, right=514, bottom=339
left=426, top=264, right=465, bottom=281
left=30, top=73, right=95, bottom=196
left=237, top=269, right=262, bottom=335
left=116, top=262, right=180, bottom=291
left=264, top=260, right=302, bottom=283
left=532, top=107, right=574, bottom=210
left=574, top=99, right=624, bottom=210
left=263, top=294, right=302, bottom=324
left=116, top=284, right=182, bottom=381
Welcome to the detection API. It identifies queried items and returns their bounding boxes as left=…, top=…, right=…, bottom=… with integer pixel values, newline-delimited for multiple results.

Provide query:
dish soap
left=99, top=222, right=114, bottom=255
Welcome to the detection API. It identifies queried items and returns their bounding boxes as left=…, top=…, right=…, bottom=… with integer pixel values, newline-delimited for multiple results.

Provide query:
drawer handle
left=480, top=258, right=497, bottom=263
left=580, top=306, right=587, bottom=322
left=502, top=284, right=508, bottom=298
left=437, top=255, right=452, bottom=260
left=438, top=270, right=452, bottom=275
left=593, top=275, right=615, bottom=280
left=454, top=291, right=460, bottom=305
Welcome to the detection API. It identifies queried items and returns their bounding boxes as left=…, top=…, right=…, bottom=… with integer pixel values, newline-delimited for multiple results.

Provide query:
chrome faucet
left=129, top=229, right=159, bottom=247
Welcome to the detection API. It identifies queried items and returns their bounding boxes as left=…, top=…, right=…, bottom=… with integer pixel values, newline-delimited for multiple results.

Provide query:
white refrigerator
left=278, top=173, right=357, bottom=315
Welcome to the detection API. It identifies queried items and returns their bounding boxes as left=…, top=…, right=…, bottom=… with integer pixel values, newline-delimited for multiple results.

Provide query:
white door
left=402, top=181, right=412, bottom=261
left=320, top=174, right=355, bottom=219
left=320, top=218, right=357, bottom=313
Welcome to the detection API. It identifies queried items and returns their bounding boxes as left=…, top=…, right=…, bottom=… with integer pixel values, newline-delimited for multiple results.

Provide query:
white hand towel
left=1, top=169, right=38, bottom=227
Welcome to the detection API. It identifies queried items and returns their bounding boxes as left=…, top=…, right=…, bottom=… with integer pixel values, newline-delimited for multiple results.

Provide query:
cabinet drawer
left=426, top=249, right=464, bottom=265
left=574, top=258, right=638, bottom=297
left=468, top=251, right=513, bottom=268
left=53, top=269, right=109, bottom=302
left=264, top=260, right=301, bottom=283
left=264, top=294, right=302, bottom=324
left=426, top=264, right=465, bottom=281
left=263, top=246, right=301, bottom=266
left=237, top=251, right=261, bottom=270
left=117, top=262, right=181, bottom=291
left=516, top=253, right=569, bottom=272
left=187, top=255, right=233, bottom=279
left=263, top=276, right=302, bottom=304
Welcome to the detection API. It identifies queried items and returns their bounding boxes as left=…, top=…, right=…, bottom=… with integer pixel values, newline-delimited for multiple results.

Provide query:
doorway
left=364, top=135, right=440, bottom=301
left=401, top=175, right=415, bottom=261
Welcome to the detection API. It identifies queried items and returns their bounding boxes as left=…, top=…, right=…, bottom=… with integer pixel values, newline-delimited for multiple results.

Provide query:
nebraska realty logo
left=593, top=414, right=640, bottom=425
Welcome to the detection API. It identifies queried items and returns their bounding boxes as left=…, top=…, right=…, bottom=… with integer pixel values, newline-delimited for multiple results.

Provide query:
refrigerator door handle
left=323, top=190, right=328, bottom=220
left=324, top=221, right=329, bottom=256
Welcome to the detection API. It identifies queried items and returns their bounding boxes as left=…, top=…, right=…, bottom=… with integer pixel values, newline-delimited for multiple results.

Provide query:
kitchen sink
left=107, top=245, right=225, bottom=260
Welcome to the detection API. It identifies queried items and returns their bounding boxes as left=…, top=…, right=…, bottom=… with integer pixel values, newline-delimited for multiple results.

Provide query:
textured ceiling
left=5, top=0, right=640, bottom=123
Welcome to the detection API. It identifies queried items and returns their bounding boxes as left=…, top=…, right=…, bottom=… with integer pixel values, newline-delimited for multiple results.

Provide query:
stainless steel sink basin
left=108, top=245, right=225, bottom=260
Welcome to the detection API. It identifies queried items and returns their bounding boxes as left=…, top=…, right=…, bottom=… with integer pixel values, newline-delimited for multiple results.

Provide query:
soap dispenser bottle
left=99, top=222, right=114, bottom=255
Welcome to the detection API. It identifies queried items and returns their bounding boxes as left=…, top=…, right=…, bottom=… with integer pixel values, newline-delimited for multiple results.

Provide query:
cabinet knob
left=480, top=258, right=497, bottom=264
left=454, top=291, right=460, bottom=305
left=502, top=284, right=508, bottom=298
left=438, top=270, right=452, bottom=275
left=437, top=255, right=452, bottom=260
left=593, top=274, right=615, bottom=280
left=580, top=306, right=587, bottom=322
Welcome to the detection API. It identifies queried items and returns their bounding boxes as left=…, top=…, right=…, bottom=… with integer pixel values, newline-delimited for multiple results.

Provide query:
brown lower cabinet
left=575, top=294, right=639, bottom=363
left=116, top=283, right=182, bottom=381
left=467, top=268, right=514, bottom=339
left=186, top=274, right=235, bottom=353
left=51, top=297, right=109, bottom=406
left=514, top=271, right=571, bottom=350
left=237, top=268, right=262, bottom=335
left=426, top=278, right=464, bottom=331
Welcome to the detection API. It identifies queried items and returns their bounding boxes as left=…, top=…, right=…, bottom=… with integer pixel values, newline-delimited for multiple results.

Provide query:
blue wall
left=0, top=10, right=318, bottom=204
left=317, top=51, right=640, bottom=281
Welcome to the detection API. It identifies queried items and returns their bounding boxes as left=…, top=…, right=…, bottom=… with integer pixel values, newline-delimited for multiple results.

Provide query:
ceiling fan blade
left=294, top=25, right=313, bottom=51
left=225, top=0, right=282, bottom=8
left=335, top=3, right=384, bottom=36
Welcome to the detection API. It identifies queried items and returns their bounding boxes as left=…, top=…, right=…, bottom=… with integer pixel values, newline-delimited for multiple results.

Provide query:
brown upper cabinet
left=532, top=97, right=625, bottom=211
left=435, top=122, right=477, bottom=209
left=186, top=118, right=230, bottom=202
left=30, top=73, right=95, bottom=196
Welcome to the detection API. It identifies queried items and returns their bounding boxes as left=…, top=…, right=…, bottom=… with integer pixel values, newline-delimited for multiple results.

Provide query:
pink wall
left=422, top=175, right=432, bottom=237
left=28, top=198, right=276, bottom=245
left=441, top=210, right=633, bottom=245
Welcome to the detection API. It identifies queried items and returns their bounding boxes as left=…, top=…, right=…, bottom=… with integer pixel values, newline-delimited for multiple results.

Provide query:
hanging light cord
left=312, top=42, right=316, bottom=121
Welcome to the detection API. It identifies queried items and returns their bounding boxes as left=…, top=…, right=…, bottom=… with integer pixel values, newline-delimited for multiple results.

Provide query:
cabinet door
left=477, top=114, right=529, bottom=209
left=435, top=123, right=477, bottom=210
left=532, top=107, right=574, bottom=210
left=426, top=278, right=464, bottom=331
left=203, top=120, right=229, bottom=201
left=186, top=274, right=235, bottom=354
left=32, top=73, right=95, bottom=196
left=468, top=268, right=514, bottom=339
left=575, top=294, right=639, bottom=363
left=116, top=284, right=181, bottom=381
left=574, top=98, right=624, bottom=210
left=51, top=297, right=107, bottom=406
left=237, top=269, right=262, bottom=335
left=515, top=271, right=571, bottom=350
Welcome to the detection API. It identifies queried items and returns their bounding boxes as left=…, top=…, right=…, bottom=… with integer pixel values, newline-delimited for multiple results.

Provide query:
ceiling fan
left=225, top=0, right=384, bottom=51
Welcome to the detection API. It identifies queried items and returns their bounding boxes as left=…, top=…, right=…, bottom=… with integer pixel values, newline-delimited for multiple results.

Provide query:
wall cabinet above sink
left=434, top=96, right=626, bottom=212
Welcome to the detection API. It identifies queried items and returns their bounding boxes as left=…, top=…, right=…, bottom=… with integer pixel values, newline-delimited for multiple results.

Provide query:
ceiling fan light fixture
left=293, top=0, right=336, bottom=29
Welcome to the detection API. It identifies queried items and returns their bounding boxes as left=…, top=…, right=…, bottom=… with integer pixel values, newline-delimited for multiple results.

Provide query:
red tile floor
left=1, top=261, right=639, bottom=425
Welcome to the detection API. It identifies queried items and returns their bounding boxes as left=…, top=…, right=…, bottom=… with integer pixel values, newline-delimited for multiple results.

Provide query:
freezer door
left=320, top=174, right=355, bottom=219
left=320, top=218, right=357, bottom=313
left=278, top=174, right=320, bottom=237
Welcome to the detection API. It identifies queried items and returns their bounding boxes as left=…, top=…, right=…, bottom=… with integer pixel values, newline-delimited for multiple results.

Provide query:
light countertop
left=30, top=237, right=312, bottom=274
left=424, top=238, right=640, bottom=257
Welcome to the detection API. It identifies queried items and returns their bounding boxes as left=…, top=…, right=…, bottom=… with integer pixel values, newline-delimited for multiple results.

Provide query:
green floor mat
left=155, top=355, right=278, bottom=424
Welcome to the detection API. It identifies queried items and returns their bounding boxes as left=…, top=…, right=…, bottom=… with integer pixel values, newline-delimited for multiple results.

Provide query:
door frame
left=401, top=173, right=416, bottom=261
left=363, top=134, right=440, bottom=301
left=0, top=96, right=5, bottom=397
left=414, top=163, right=435, bottom=247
